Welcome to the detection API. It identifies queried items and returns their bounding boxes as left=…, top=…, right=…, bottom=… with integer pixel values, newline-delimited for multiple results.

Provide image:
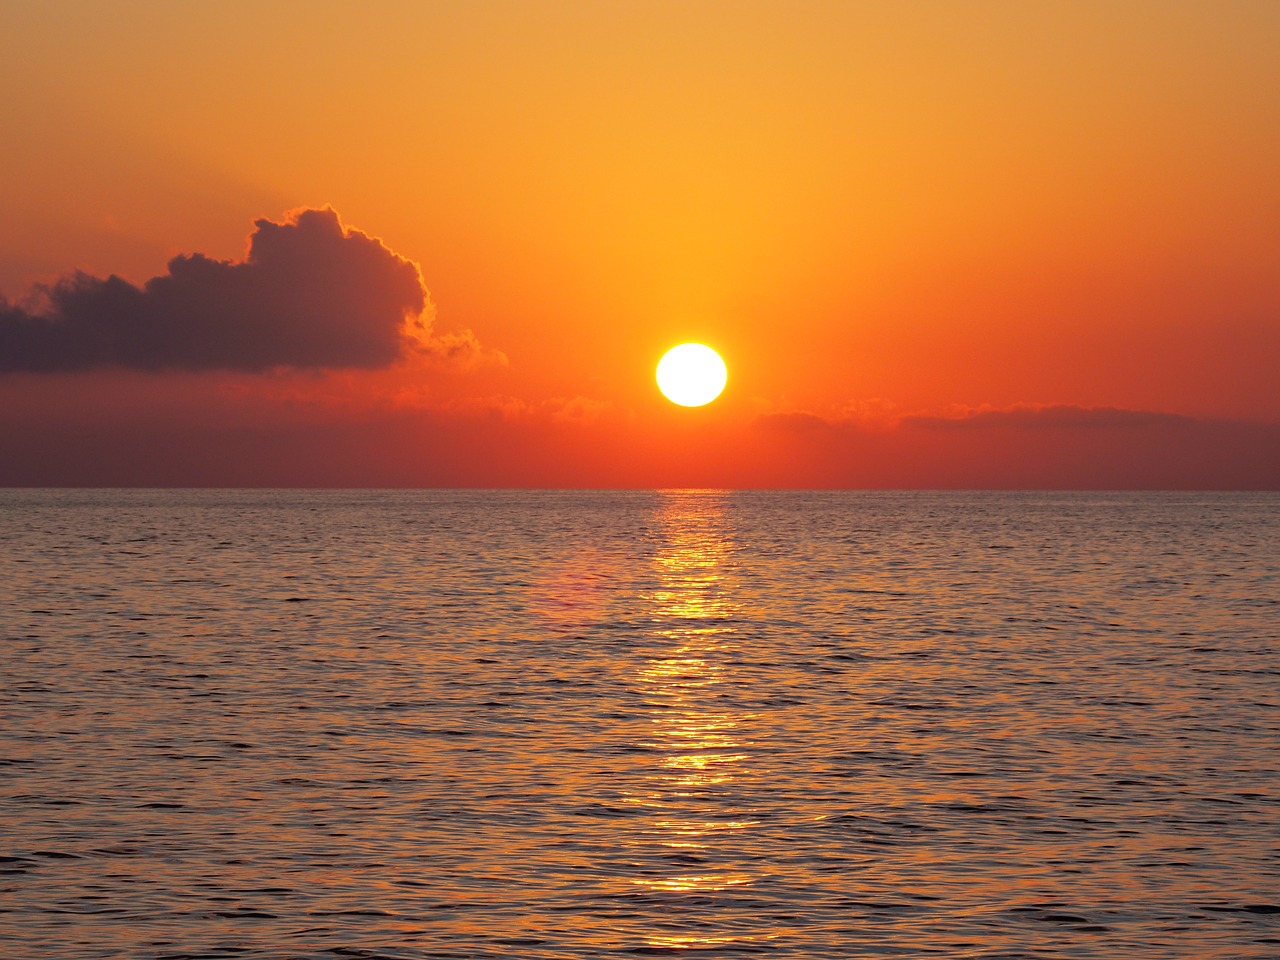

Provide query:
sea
left=1, top=489, right=1277, bottom=959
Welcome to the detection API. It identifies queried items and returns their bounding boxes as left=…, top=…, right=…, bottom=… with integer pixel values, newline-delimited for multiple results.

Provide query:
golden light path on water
left=626, top=492, right=767, bottom=949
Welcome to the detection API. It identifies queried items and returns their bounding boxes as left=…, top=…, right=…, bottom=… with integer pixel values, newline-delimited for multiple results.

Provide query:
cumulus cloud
left=901, top=404, right=1192, bottom=430
left=419, top=328, right=508, bottom=369
left=0, top=207, right=445, bottom=373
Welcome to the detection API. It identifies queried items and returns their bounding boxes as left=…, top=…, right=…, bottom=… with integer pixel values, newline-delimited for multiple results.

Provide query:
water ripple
left=1, top=489, right=1277, bottom=958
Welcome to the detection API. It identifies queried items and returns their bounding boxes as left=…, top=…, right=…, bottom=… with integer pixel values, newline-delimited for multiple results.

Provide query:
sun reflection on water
left=625, top=491, right=762, bottom=941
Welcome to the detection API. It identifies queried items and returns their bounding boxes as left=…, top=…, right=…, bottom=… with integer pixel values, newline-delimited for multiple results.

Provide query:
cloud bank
left=0, top=208, right=432, bottom=373
left=753, top=403, right=1278, bottom=488
left=900, top=404, right=1193, bottom=430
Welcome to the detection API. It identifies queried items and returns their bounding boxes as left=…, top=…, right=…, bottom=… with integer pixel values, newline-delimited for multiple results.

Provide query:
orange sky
left=1, top=1, right=1277, bottom=486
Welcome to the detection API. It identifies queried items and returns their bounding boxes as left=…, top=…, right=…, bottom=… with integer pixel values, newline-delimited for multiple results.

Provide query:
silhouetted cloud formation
left=0, top=208, right=428, bottom=372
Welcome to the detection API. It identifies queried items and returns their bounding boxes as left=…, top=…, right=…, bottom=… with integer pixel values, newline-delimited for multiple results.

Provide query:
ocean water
left=1, top=489, right=1277, bottom=959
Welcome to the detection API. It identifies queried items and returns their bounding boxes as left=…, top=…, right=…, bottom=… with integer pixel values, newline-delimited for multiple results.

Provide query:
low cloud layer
left=757, top=403, right=1193, bottom=434
left=0, top=208, right=430, bottom=372
left=752, top=402, right=1278, bottom=488
left=901, top=404, right=1192, bottom=430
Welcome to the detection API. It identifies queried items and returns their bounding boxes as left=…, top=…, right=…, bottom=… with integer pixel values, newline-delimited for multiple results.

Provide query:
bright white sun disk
left=656, top=343, right=727, bottom=407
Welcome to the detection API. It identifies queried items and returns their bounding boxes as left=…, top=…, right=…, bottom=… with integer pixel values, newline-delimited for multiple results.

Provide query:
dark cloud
left=902, top=404, right=1193, bottom=430
left=0, top=208, right=428, bottom=373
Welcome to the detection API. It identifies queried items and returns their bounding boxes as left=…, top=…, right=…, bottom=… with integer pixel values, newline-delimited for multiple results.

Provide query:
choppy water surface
left=1, top=490, right=1278, bottom=959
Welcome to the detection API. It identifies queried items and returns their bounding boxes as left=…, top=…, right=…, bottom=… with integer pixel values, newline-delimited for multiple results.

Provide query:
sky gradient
left=2, top=0, right=1278, bottom=487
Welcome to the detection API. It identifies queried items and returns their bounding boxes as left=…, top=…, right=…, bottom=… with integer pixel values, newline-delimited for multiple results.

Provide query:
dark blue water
left=1, top=490, right=1277, bottom=958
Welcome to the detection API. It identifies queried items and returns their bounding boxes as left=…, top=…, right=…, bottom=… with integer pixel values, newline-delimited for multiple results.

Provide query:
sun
left=656, top=343, right=728, bottom=407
